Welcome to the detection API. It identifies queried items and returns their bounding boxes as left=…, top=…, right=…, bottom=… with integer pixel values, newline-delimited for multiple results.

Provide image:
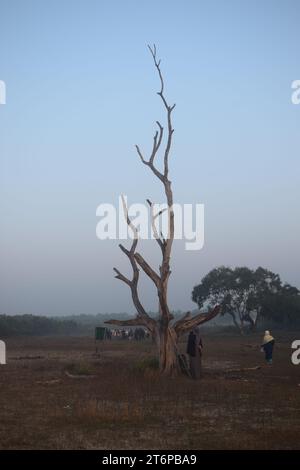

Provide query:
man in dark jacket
left=187, top=326, right=203, bottom=379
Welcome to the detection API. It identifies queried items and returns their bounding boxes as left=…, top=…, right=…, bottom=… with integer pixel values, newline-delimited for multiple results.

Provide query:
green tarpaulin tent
left=95, top=327, right=107, bottom=340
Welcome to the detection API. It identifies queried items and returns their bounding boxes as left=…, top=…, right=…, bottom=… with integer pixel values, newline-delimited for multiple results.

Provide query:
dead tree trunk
left=105, top=45, right=220, bottom=376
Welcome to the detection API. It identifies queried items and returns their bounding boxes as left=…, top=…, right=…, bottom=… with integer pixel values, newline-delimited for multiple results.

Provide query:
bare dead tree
left=106, top=45, right=220, bottom=375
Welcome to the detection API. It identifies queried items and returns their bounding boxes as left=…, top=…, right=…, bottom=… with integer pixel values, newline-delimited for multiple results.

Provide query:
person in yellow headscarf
left=261, top=330, right=275, bottom=365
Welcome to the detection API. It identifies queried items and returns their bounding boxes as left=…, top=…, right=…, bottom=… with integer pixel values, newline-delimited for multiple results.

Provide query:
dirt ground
left=0, top=332, right=300, bottom=449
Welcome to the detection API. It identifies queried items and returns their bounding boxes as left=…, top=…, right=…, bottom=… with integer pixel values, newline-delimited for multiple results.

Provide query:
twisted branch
left=111, top=195, right=156, bottom=334
left=174, top=305, right=221, bottom=336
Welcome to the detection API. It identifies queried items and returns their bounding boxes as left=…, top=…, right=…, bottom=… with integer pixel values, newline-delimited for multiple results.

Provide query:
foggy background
left=0, top=0, right=299, bottom=315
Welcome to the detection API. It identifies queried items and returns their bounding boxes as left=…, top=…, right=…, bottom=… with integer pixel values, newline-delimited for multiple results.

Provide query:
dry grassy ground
left=0, top=332, right=300, bottom=449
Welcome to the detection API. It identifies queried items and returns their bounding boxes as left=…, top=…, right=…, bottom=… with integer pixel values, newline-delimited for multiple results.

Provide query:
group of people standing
left=108, top=327, right=149, bottom=341
left=186, top=327, right=276, bottom=380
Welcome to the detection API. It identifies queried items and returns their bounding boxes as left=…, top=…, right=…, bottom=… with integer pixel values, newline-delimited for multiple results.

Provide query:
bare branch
left=148, top=44, right=164, bottom=96
left=135, top=144, right=164, bottom=182
left=174, top=305, right=221, bottom=336
left=136, top=46, right=175, bottom=184
left=172, top=310, right=192, bottom=329
left=147, top=44, right=176, bottom=178
left=146, top=199, right=166, bottom=251
left=149, top=121, right=164, bottom=164
left=113, top=267, right=131, bottom=286
left=113, top=195, right=157, bottom=333
left=120, top=194, right=138, bottom=249
left=134, top=252, right=161, bottom=287
left=149, top=122, right=164, bottom=164
left=119, top=196, right=162, bottom=289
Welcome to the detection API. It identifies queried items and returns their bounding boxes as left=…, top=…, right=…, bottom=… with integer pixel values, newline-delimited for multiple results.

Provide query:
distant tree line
left=0, top=314, right=78, bottom=337
left=0, top=313, right=153, bottom=337
left=3, top=268, right=299, bottom=338
left=0, top=311, right=186, bottom=338
left=192, top=266, right=300, bottom=333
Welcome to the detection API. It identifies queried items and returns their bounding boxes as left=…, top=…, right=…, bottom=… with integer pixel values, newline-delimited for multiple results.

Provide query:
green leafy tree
left=192, top=266, right=299, bottom=333
left=260, top=283, right=300, bottom=326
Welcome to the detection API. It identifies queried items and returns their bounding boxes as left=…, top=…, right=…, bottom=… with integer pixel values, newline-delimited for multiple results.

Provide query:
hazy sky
left=0, top=0, right=299, bottom=315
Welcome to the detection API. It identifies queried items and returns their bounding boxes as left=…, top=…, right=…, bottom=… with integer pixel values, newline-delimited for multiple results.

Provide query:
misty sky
left=0, top=0, right=299, bottom=315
